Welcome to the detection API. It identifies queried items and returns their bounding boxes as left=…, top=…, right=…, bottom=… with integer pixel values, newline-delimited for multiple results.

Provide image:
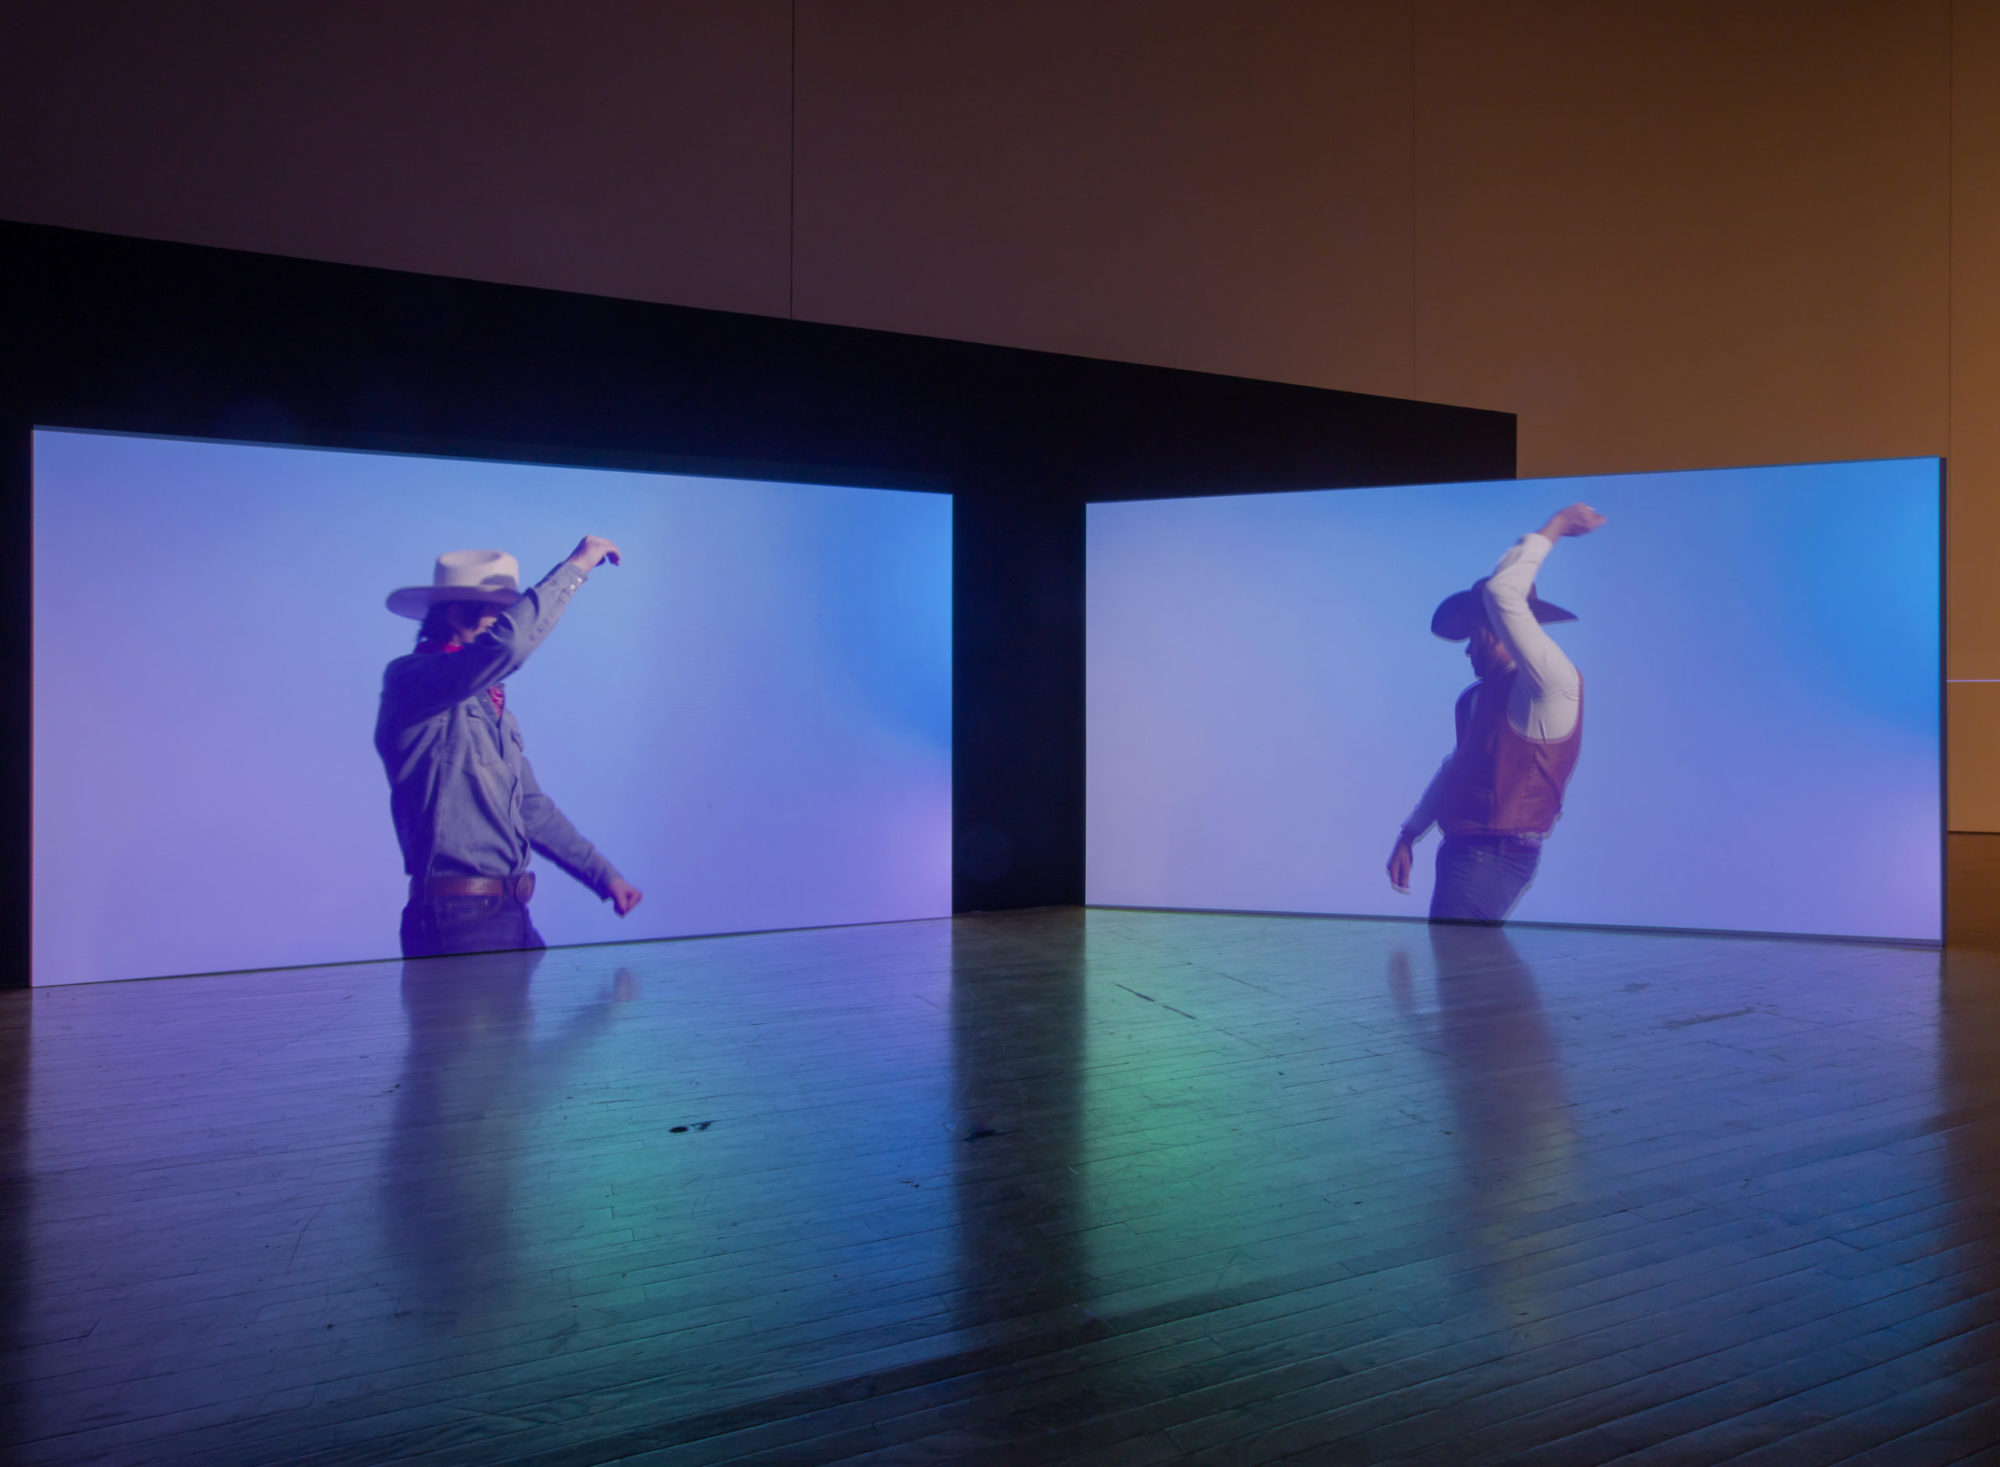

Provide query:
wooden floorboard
left=4, top=907, right=2000, bottom=1464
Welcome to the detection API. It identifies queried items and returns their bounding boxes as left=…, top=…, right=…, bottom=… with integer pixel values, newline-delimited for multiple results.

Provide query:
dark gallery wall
left=0, top=0, right=1986, bottom=810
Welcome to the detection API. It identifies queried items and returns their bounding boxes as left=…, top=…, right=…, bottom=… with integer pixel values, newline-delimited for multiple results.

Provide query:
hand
left=1539, top=503, right=1607, bottom=539
left=607, top=878, right=643, bottom=916
left=567, top=535, right=623, bottom=572
left=1387, top=839, right=1414, bottom=894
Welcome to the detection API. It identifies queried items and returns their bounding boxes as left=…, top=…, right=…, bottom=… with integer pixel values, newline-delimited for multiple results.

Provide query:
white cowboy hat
left=386, top=549, right=523, bottom=620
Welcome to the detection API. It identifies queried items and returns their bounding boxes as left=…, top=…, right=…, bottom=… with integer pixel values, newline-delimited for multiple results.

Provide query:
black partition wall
left=0, top=220, right=1513, bottom=983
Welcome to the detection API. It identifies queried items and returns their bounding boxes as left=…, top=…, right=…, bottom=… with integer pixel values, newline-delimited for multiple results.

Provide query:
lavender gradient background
left=1087, top=460, right=1941, bottom=941
left=34, top=429, right=952, bottom=985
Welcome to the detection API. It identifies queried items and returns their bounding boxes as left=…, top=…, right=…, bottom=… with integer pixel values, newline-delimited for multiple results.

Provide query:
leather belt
left=415, top=872, right=537, bottom=902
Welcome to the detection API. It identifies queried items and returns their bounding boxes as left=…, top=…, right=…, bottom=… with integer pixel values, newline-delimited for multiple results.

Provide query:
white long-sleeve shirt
left=1483, top=532, right=1581, bottom=741
left=1401, top=533, right=1581, bottom=839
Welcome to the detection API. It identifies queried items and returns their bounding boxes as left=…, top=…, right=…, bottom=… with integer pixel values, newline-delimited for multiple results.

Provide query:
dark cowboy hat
left=1430, top=577, right=1577, bottom=640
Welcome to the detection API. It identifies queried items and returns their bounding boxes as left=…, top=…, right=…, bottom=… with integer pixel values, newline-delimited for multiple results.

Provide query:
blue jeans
left=399, top=893, right=546, bottom=959
left=1430, top=836, right=1542, bottom=924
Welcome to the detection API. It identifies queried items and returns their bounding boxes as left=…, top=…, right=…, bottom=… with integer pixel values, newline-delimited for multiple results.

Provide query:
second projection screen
left=1087, top=460, right=1940, bottom=942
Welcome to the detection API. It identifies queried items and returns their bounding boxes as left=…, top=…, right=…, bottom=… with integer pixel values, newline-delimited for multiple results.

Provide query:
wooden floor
left=3, top=904, right=1999, bottom=1465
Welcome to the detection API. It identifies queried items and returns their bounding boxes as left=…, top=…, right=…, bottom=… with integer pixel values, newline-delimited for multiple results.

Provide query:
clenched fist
left=1539, top=503, right=1607, bottom=540
left=567, top=535, right=624, bottom=572
left=1387, top=838, right=1414, bottom=895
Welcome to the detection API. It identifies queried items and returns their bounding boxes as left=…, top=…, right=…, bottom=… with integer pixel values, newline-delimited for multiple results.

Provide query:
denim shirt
left=375, top=560, right=624, bottom=898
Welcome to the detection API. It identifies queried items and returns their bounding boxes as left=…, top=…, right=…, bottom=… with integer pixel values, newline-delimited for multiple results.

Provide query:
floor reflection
left=8, top=914, right=1994, bottom=1462
left=0, top=994, right=27, bottom=1454
left=1391, top=923, right=1577, bottom=1315
left=1938, top=948, right=2000, bottom=1412
left=380, top=948, right=636, bottom=1329
left=950, top=912, right=1088, bottom=1331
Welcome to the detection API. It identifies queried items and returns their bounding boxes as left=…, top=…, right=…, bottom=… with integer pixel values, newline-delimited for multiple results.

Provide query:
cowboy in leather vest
left=1387, top=503, right=1606, bottom=923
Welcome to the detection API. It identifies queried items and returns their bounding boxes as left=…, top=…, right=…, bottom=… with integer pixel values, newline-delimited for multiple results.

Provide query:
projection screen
left=1087, top=460, right=1941, bottom=942
left=33, top=429, right=952, bottom=985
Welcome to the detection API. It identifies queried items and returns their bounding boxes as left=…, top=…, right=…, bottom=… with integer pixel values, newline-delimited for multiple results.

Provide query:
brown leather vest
left=1437, top=668, right=1583, bottom=839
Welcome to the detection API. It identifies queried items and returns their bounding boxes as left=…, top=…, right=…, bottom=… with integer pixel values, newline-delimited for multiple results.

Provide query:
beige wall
left=4, top=0, right=1992, bottom=818
left=1953, top=1, right=2000, bottom=827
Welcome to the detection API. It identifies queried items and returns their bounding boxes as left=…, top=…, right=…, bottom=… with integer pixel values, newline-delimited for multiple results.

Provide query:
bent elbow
left=483, top=620, right=531, bottom=659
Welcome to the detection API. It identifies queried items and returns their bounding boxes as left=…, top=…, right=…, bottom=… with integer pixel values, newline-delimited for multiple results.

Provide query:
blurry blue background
left=1087, top=461, right=1941, bottom=941
left=34, top=430, right=953, bottom=985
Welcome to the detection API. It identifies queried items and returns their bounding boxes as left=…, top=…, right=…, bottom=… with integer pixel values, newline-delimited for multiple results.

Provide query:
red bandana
left=415, top=641, right=505, bottom=713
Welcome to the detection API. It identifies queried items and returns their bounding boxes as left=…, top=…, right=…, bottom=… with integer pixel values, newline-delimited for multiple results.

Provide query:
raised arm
left=1482, top=504, right=1601, bottom=738
left=381, top=536, right=622, bottom=722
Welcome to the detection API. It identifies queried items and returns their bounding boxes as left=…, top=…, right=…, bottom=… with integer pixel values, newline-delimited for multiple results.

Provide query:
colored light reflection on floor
left=3, top=911, right=1993, bottom=1463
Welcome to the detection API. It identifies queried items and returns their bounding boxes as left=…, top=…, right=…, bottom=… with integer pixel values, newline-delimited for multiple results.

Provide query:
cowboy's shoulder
left=378, top=652, right=471, bottom=701
left=380, top=651, right=429, bottom=684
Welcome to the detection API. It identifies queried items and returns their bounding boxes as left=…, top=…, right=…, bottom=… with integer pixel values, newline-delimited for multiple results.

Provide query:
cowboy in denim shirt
left=377, top=536, right=643, bottom=958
